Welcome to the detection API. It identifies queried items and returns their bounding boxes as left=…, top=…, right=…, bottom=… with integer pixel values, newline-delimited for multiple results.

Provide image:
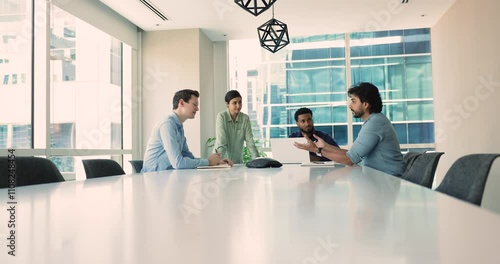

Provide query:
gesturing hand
left=312, top=134, right=326, bottom=148
left=294, top=140, right=317, bottom=153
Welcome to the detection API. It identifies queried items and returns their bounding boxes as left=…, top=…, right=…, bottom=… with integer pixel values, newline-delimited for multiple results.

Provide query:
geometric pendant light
left=257, top=6, right=289, bottom=53
left=234, top=0, right=278, bottom=16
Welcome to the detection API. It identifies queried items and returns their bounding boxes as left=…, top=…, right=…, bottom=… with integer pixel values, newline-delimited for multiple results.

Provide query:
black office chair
left=402, top=152, right=444, bottom=188
left=128, top=160, right=143, bottom=173
left=82, top=159, right=125, bottom=179
left=0, top=156, right=65, bottom=188
left=402, top=151, right=422, bottom=172
left=435, top=154, right=500, bottom=206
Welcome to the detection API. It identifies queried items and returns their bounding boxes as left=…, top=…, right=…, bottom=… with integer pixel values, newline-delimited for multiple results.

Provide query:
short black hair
left=294, top=107, right=313, bottom=122
left=173, top=89, right=199, bottom=110
left=348, top=82, right=383, bottom=113
left=224, top=90, right=242, bottom=103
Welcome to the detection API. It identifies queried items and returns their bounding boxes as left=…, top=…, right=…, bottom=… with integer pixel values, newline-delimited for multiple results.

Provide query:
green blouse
left=214, top=109, right=259, bottom=164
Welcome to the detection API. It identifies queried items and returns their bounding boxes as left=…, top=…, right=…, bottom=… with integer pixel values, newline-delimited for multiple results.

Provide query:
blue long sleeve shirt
left=346, top=113, right=403, bottom=176
left=141, top=113, right=209, bottom=172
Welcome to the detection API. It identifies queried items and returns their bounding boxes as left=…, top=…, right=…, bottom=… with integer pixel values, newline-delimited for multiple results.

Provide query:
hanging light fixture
left=234, top=0, right=277, bottom=16
left=257, top=6, right=289, bottom=53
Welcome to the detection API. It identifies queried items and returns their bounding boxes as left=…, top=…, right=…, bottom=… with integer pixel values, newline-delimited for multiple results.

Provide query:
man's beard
left=352, top=109, right=364, bottom=118
left=300, top=126, right=314, bottom=140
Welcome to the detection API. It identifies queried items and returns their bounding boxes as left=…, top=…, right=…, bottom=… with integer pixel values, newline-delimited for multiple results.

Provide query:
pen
left=215, top=146, right=223, bottom=154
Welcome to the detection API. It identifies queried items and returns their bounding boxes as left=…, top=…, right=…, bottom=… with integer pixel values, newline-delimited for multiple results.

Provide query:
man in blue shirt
left=295, top=83, right=403, bottom=176
left=142, top=89, right=232, bottom=172
left=289, top=107, right=339, bottom=162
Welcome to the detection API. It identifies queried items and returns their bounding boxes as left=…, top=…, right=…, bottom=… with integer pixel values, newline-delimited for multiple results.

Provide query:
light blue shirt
left=141, top=113, right=209, bottom=172
left=346, top=113, right=403, bottom=176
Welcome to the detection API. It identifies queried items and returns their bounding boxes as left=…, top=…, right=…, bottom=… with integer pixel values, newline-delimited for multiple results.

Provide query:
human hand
left=219, top=158, right=233, bottom=166
left=294, top=140, right=317, bottom=152
left=312, top=134, right=326, bottom=148
left=208, top=153, right=222, bottom=166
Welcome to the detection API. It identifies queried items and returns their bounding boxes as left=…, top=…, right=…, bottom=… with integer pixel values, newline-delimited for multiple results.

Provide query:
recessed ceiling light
left=421, top=14, right=427, bottom=17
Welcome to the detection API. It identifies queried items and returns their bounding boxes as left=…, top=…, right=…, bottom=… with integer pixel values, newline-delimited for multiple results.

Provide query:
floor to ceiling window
left=0, top=0, right=32, bottom=149
left=350, top=29, right=433, bottom=149
left=0, top=0, right=134, bottom=180
left=49, top=5, right=132, bottom=179
left=229, top=28, right=434, bottom=151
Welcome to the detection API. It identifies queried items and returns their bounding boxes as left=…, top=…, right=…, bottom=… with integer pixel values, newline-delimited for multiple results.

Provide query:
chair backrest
left=82, top=159, right=125, bottom=179
left=0, top=156, right=65, bottom=188
left=402, top=151, right=422, bottom=172
left=402, top=152, right=444, bottom=188
left=128, top=160, right=143, bottom=173
left=436, top=154, right=500, bottom=206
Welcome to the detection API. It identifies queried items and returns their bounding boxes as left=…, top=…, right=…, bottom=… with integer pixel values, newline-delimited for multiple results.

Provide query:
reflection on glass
left=50, top=5, right=122, bottom=152
left=0, top=0, right=32, bottom=148
left=350, top=168, right=401, bottom=241
left=48, top=5, right=131, bottom=175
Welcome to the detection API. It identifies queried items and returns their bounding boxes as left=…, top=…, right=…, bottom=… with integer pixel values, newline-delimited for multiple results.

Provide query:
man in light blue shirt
left=295, top=83, right=403, bottom=176
left=142, top=89, right=232, bottom=172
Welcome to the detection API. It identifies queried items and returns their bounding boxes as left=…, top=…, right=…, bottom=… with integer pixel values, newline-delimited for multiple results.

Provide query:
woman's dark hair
left=224, top=90, right=242, bottom=103
left=294, top=107, right=313, bottom=122
left=173, top=89, right=199, bottom=110
left=347, top=82, right=383, bottom=113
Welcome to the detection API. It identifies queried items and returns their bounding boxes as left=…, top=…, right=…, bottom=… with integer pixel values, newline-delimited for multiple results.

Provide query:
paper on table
left=300, top=161, right=338, bottom=167
left=197, top=164, right=231, bottom=169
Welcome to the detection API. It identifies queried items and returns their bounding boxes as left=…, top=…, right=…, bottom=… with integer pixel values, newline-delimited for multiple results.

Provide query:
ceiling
left=99, top=0, right=456, bottom=41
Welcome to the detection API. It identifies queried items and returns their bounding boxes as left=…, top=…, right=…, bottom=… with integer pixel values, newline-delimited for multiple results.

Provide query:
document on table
left=300, top=161, right=339, bottom=167
left=197, top=164, right=231, bottom=169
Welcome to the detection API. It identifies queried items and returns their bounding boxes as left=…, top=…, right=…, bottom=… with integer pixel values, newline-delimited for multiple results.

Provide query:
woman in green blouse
left=214, top=90, right=259, bottom=164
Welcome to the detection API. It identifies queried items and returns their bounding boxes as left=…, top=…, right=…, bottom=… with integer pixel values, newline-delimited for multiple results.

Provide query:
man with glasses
left=142, top=89, right=233, bottom=172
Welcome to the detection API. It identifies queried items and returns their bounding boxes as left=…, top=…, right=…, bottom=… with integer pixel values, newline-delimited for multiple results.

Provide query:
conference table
left=1, top=164, right=500, bottom=263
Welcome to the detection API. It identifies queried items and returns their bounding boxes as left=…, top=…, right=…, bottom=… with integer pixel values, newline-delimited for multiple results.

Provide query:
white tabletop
left=1, top=164, right=500, bottom=263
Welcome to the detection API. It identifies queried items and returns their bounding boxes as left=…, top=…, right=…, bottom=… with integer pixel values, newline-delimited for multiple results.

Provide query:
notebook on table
left=270, top=138, right=338, bottom=166
left=197, top=164, right=231, bottom=169
left=300, top=161, right=339, bottom=167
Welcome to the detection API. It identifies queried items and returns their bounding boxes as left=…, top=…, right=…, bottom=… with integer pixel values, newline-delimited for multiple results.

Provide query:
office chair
left=82, top=159, right=125, bottom=179
left=0, top=156, right=65, bottom=188
left=402, top=151, right=422, bottom=172
left=128, top=160, right=143, bottom=173
left=402, top=152, right=444, bottom=188
left=435, top=154, right=500, bottom=206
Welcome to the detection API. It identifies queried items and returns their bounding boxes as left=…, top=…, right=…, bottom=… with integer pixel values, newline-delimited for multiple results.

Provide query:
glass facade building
left=0, top=1, right=133, bottom=179
left=229, top=28, right=434, bottom=151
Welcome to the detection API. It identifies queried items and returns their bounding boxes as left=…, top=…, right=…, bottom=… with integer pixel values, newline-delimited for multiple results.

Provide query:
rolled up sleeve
left=346, top=130, right=381, bottom=164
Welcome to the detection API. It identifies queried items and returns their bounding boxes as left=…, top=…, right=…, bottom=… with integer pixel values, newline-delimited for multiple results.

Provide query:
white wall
left=199, top=31, right=215, bottom=158
left=205, top=41, right=230, bottom=157
left=429, top=3, right=500, bottom=254
left=141, top=29, right=228, bottom=158
left=431, top=0, right=500, bottom=185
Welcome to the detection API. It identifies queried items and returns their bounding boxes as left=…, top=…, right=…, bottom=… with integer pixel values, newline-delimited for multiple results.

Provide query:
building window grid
left=232, top=29, right=434, bottom=150
left=0, top=1, right=132, bottom=179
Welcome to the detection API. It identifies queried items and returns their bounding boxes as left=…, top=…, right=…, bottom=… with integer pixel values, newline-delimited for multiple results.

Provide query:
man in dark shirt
left=288, top=107, right=339, bottom=161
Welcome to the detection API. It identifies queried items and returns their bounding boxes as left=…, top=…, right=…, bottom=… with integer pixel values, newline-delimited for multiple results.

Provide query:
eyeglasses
left=185, top=102, right=199, bottom=108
